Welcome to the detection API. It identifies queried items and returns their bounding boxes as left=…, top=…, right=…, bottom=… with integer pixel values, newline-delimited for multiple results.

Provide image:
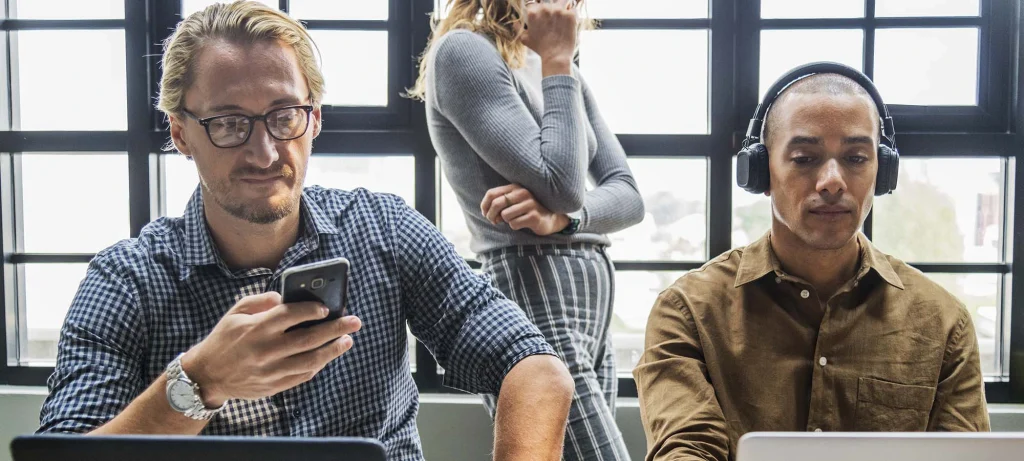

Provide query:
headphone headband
left=744, top=62, right=896, bottom=149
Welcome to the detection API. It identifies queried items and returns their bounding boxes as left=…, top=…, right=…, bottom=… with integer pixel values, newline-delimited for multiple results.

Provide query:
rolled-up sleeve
left=38, top=257, right=146, bottom=433
left=634, top=287, right=730, bottom=461
left=393, top=200, right=555, bottom=394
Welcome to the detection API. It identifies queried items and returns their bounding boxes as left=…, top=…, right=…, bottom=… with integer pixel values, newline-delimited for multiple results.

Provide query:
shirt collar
left=734, top=231, right=904, bottom=290
left=179, top=187, right=341, bottom=280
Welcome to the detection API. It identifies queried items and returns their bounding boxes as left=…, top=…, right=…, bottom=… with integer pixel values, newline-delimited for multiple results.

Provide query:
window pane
left=163, top=154, right=200, bottom=218
left=876, top=0, right=979, bottom=17
left=1003, top=274, right=1011, bottom=376
left=308, top=30, right=388, bottom=107
left=290, top=0, right=388, bottom=20
left=874, top=28, right=978, bottom=106
left=304, top=155, right=415, bottom=206
left=759, top=29, right=863, bottom=101
left=182, top=0, right=278, bottom=15
left=609, top=158, right=706, bottom=261
left=15, top=30, right=126, bottom=131
left=12, top=0, right=123, bottom=19
left=23, top=263, right=89, bottom=364
left=612, top=271, right=687, bottom=374
left=586, top=0, right=708, bottom=19
left=761, top=0, right=864, bottom=19
left=732, top=157, right=772, bottom=248
left=925, top=273, right=1000, bottom=376
left=579, top=29, right=709, bottom=134
left=873, top=158, right=1004, bottom=263
left=439, top=164, right=475, bottom=260
left=21, top=154, right=130, bottom=253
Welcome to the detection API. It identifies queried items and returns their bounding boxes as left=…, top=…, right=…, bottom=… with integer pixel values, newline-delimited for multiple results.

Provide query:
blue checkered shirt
left=38, top=186, right=555, bottom=460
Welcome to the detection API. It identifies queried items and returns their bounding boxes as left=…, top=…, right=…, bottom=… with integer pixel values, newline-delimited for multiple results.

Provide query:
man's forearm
left=89, top=375, right=210, bottom=436
left=493, top=354, right=574, bottom=461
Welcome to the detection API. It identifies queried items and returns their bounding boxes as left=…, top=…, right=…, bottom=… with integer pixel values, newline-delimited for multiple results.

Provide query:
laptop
left=10, top=434, right=387, bottom=461
left=737, top=432, right=1024, bottom=461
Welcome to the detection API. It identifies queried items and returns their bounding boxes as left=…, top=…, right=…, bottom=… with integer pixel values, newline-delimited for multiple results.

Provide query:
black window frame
left=0, top=0, right=1021, bottom=405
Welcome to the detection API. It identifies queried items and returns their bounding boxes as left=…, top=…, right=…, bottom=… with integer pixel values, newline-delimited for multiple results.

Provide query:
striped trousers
left=479, top=243, right=631, bottom=461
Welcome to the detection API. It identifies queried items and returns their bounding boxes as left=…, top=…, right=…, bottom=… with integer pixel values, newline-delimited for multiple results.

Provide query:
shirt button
left=293, top=409, right=301, bottom=418
left=800, top=289, right=810, bottom=299
left=819, top=356, right=828, bottom=367
left=775, top=277, right=782, bottom=284
left=814, top=428, right=823, bottom=433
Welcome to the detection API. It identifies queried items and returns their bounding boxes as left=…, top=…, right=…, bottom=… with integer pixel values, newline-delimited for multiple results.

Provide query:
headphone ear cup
left=736, top=144, right=771, bottom=194
left=875, top=144, right=899, bottom=196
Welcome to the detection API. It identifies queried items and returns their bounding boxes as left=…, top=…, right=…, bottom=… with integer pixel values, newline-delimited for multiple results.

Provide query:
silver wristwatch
left=165, top=353, right=224, bottom=420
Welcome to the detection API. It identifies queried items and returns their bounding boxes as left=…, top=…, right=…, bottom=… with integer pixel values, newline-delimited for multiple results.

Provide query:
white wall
left=1, top=388, right=1023, bottom=461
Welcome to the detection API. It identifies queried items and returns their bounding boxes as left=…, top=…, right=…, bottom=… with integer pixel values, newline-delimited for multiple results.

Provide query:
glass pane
left=304, top=155, right=415, bottom=206
left=876, top=0, right=980, bottom=17
left=579, top=29, right=709, bottom=134
left=308, top=30, right=388, bottom=107
left=15, top=30, right=126, bottom=130
left=1002, top=274, right=1011, bottom=376
left=12, top=0, right=123, bottom=19
left=23, top=263, right=90, bottom=364
left=182, top=0, right=279, bottom=16
left=438, top=164, right=475, bottom=260
left=290, top=0, right=388, bottom=20
left=586, top=0, right=708, bottom=19
left=1006, top=161, right=1015, bottom=263
left=925, top=273, right=999, bottom=376
left=21, top=154, right=130, bottom=253
left=612, top=271, right=687, bottom=375
left=732, top=157, right=772, bottom=248
left=761, top=0, right=864, bottom=19
left=873, top=158, right=1004, bottom=263
left=874, top=28, right=979, bottom=106
left=163, top=154, right=200, bottom=218
left=759, top=29, right=863, bottom=101
left=608, top=158, right=706, bottom=261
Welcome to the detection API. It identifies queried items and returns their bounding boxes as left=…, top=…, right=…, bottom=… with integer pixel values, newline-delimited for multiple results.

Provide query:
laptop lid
left=737, top=432, right=1024, bottom=461
left=11, top=434, right=386, bottom=461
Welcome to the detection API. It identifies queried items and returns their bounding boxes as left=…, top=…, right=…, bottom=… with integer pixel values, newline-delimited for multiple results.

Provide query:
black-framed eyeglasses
left=181, top=104, right=315, bottom=148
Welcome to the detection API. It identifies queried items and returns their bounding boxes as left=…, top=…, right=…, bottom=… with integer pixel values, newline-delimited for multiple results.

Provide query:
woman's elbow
left=627, top=189, right=647, bottom=226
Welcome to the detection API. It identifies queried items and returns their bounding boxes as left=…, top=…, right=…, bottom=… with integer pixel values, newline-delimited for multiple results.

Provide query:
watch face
left=168, top=380, right=196, bottom=412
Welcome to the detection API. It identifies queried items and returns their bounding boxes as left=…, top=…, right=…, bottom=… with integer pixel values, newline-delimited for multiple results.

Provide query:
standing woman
left=409, top=1, right=644, bottom=459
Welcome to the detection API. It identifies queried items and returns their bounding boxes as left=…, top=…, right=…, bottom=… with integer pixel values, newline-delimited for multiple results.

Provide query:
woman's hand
left=481, top=184, right=571, bottom=236
left=521, top=0, right=578, bottom=76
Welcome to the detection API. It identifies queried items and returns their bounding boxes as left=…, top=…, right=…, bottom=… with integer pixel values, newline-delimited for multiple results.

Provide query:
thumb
left=229, top=291, right=283, bottom=315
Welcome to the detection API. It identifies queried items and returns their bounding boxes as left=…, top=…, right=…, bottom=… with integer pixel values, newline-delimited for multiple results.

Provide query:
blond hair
left=157, top=0, right=324, bottom=118
left=406, top=0, right=594, bottom=101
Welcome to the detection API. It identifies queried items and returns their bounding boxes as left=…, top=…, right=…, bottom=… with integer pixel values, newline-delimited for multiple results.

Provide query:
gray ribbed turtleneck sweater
left=425, top=29, right=645, bottom=255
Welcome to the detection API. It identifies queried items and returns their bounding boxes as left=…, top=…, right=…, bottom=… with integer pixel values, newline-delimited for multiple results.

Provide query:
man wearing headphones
left=634, top=62, right=990, bottom=461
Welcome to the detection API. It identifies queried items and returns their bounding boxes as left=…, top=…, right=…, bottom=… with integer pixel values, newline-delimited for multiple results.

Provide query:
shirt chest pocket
left=854, top=377, right=936, bottom=431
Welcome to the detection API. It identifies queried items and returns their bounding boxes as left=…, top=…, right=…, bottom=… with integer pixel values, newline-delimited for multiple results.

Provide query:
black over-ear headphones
left=736, top=61, right=899, bottom=196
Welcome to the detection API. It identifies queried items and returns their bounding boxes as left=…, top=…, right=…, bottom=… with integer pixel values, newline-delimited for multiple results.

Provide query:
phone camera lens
left=311, top=278, right=325, bottom=289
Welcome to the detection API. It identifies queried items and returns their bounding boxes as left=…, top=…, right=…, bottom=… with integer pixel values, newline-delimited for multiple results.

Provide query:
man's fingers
left=285, top=316, right=362, bottom=354
left=278, top=335, right=354, bottom=377
left=262, top=301, right=330, bottom=331
left=229, top=291, right=283, bottom=315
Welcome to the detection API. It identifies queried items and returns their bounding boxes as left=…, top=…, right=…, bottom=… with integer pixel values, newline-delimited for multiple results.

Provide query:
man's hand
left=181, top=292, right=362, bottom=406
left=481, top=184, right=571, bottom=236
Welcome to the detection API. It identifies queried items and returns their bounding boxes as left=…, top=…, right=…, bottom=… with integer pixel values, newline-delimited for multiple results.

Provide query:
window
left=579, top=29, right=709, bottom=134
left=1, top=0, right=1020, bottom=404
left=13, top=30, right=126, bottom=130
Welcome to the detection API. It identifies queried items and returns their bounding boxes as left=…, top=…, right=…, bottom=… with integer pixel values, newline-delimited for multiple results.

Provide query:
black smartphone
left=280, top=257, right=349, bottom=330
